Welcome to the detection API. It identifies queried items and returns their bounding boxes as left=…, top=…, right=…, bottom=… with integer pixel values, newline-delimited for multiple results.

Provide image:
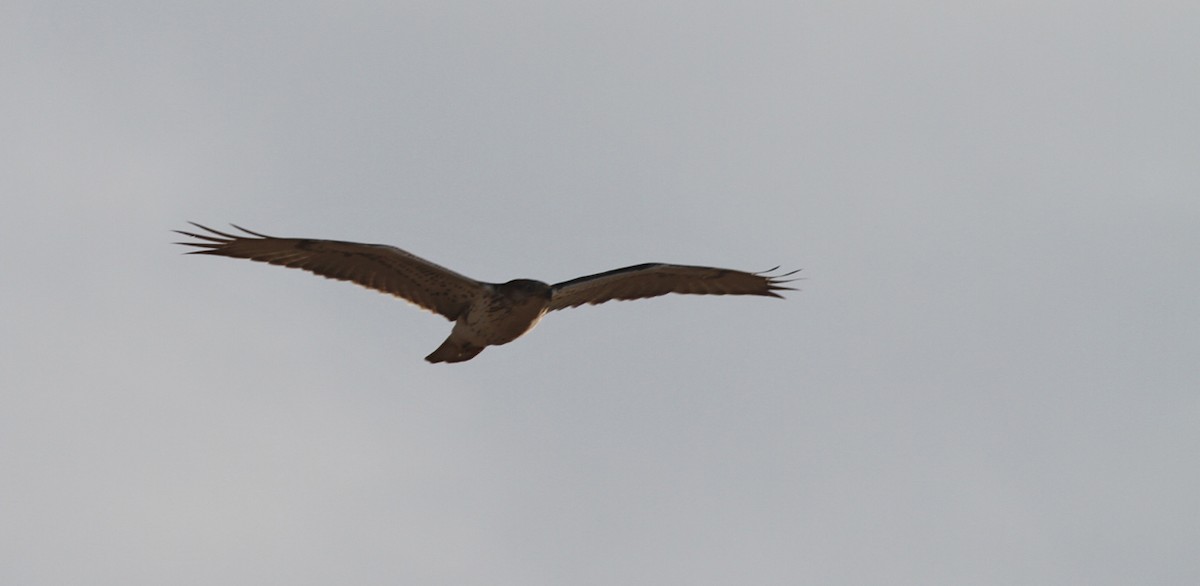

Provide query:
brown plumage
left=174, top=223, right=798, bottom=363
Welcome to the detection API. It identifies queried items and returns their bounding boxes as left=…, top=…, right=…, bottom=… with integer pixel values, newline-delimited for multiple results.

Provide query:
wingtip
left=181, top=222, right=240, bottom=239
left=186, top=221, right=218, bottom=233
left=761, top=266, right=802, bottom=298
left=759, top=266, right=801, bottom=277
left=173, top=222, right=274, bottom=249
left=230, top=223, right=271, bottom=238
left=765, top=284, right=799, bottom=298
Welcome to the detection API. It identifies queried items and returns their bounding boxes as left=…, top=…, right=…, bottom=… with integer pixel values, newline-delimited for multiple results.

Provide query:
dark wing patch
left=548, top=263, right=798, bottom=311
left=174, top=223, right=483, bottom=320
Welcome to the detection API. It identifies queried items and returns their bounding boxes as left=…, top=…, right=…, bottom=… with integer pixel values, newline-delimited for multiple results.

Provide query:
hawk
left=174, top=223, right=797, bottom=363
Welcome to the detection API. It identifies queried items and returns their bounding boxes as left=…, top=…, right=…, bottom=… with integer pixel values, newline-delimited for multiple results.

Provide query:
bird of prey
left=174, top=223, right=797, bottom=363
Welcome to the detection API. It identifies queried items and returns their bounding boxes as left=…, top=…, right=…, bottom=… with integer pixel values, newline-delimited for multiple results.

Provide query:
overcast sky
left=3, top=2, right=1198, bottom=585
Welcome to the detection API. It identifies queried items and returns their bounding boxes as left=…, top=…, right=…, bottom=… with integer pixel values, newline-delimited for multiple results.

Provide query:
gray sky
left=3, top=2, right=1198, bottom=584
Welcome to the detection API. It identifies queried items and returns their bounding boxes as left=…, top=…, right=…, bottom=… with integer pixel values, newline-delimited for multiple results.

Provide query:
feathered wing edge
left=173, top=222, right=484, bottom=320
left=547, top=263, right=800, bottom=311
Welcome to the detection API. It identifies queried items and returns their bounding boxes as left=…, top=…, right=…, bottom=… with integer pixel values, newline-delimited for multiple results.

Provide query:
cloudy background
left=3, top=2, right=1198, bottom=584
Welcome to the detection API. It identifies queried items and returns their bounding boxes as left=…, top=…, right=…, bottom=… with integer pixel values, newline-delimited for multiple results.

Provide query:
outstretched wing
left=174, top=223, right=484, bottom=320
left=548, top=263, right=797, bottom=311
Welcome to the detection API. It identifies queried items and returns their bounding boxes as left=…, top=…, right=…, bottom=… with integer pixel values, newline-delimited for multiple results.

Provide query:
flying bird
left=174, top=223, right=797, bottom=363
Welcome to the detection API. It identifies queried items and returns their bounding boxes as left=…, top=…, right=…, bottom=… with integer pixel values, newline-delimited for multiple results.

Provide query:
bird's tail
left=425, top=336, right=485, bottom=364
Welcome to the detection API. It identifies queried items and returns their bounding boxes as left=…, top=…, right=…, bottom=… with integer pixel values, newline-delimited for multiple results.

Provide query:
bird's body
left=174, top=223, right=797, bottom=363
left=427, top=279, right=553, bottom=363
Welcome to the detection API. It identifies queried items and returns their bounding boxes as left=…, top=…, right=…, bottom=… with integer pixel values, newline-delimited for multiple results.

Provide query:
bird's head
left=498, top=279, right=553, bottom=300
